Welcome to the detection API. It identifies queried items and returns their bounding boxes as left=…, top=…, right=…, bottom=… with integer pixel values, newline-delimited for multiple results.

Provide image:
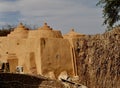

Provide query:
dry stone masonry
left=73, top=27, right=120, bottom=88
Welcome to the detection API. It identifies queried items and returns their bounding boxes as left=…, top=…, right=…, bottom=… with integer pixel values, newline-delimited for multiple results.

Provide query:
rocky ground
left=0, top=73, right=64, bottom=88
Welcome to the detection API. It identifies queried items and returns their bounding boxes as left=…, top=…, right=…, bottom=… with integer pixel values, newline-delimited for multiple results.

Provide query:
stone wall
left=73, top=28, right=120, bottom=88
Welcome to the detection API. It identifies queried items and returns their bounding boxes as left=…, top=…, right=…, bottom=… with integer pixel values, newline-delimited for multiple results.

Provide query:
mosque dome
left=28, top=23, right=63, bottom=38
left=63, top=29, right=85, bottom=38
left=38, top=22, right=53, bottom=30
left=7, top=23, right=29, bottom=38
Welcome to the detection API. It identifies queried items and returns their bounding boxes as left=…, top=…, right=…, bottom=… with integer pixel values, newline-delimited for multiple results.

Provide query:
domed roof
left=28, top=23, right=63, bottom=38
left=63, top=29, right=85, bottom=38
left=7, top=23, right=29, bottom=38
left=38, top=23, right=53, bottom=30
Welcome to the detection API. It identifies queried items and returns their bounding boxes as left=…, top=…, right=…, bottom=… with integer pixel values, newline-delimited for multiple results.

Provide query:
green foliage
left=0, top=24, right=38, bottom=36
left=97, top=0, right=120, bottom=28
left=0, top=25, right=14, bottom=36
left=0, top=29, right=12, bottom=36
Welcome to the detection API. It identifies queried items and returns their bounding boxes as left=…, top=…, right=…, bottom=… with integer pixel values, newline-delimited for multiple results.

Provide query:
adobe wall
left=71, top=28, right=120, bottom=88
left=0, top=37, right=41, bottom=74
left=0, top=36, right=74, bottom=77
left=0, top=37, right=8, bottom=62
left=0, top=23, right=72, bottom=77
left=40, top=38, right=74, bottom=77
left=28, top=30, right=63, bottom=38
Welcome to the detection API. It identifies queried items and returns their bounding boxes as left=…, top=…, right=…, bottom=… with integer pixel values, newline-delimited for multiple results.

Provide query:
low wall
left=73, top=28, right=120, bottom=88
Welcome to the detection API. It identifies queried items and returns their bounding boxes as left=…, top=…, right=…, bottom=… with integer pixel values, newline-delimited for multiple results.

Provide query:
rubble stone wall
left=73, top=28, right=120, bottom=88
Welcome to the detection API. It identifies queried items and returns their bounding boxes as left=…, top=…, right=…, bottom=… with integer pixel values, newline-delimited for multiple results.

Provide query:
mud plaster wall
left=40, top=38, right=74, bottom=77
left=0, top=37, right=40, bottom=74
left=72, top=31, right=120, bottom=88
left=0, top=37, right=73, bottom=77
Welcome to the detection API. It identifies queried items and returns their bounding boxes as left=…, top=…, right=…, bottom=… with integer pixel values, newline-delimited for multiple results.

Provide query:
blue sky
left=0, top=0, right=106, bottom=34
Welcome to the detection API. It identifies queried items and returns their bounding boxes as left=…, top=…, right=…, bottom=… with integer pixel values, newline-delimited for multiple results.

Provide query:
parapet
left=63, top=29, right=85, bottom=39
left=28, top=23, right=63, bottom=38
left=7, top=23, right=29, bottom=38
left=38, top=22, right=53, bottom=30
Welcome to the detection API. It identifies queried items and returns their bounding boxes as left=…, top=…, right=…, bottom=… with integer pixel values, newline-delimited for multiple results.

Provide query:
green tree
left=0, top=24, right=38, bottom=36
left=97, top=0, right=120, bottom=28
left=0, top=25, right=14, bottom=36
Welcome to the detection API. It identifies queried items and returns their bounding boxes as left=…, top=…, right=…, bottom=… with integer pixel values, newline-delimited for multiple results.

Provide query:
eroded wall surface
left=72, top=29, right=120, bottom=88
left=0, top=37, right=74, bottom=77
left=0, top=23, right=73, bottom=77
left=0, top=37, right=40, bottom=74
left=40, top=38, right=74, bottom=77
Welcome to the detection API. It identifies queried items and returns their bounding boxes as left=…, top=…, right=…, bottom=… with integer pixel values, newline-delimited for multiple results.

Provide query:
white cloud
left=0, top=21, right=7, bottom=26
left=0, top=1, right=17, bottom=12
left=17, top=0, right=79, bottom=16
left=0, top=0, right=105, bottom=34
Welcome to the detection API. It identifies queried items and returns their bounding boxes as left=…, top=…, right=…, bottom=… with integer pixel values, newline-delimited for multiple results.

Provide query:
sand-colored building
left=0, top=23, right=85, bottom=78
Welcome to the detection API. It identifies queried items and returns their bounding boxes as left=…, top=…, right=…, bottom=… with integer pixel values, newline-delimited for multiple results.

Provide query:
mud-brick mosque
left=0, top=22, right=85, bottom=79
